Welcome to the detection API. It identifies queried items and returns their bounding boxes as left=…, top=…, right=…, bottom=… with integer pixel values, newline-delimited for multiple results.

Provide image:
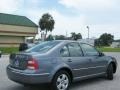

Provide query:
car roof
left=54, top=40, right=82, bottom=43
left=54, top=40, right=77, bottom=42
left=54, top=40, right=93, bottom=46
left=36, top=40, right=91, bottom=46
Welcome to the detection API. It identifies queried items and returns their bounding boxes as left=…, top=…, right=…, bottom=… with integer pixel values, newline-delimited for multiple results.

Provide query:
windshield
left=26, top=41, right=61, bottom=53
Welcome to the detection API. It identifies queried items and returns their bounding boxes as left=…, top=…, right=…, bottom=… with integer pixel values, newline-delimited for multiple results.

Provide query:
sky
left=0, top=0, right=120, bottom=39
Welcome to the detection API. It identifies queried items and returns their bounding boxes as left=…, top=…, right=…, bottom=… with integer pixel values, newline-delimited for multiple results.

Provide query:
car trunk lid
left=9, top=53, right=32, bottom=70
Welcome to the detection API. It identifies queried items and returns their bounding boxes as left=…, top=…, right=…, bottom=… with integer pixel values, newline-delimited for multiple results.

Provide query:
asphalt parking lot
left=0, top=52, right=120, bottom=90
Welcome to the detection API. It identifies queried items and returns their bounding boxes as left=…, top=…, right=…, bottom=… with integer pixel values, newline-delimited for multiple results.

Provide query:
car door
left=60, top=42, right=92, bottom=78
left=80, top=43, right=108, bottom=75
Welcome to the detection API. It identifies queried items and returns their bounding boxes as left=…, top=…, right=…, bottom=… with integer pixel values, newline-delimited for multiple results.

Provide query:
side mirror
left=99, top=52, right=104, bottom=57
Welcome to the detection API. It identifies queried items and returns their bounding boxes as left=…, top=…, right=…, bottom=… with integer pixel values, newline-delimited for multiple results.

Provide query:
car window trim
left=79, top=43, right=100, bottom=56
left=66, top=42, right=84, bottom=57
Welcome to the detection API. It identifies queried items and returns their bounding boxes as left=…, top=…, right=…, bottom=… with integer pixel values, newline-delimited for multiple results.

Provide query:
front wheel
left=106, top=64, right=113, bottom=80
left=52, top=71, right=71, bottom=90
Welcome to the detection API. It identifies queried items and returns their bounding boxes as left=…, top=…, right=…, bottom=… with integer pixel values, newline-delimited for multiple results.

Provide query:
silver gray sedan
left=6, top=40, right=117, bottom=90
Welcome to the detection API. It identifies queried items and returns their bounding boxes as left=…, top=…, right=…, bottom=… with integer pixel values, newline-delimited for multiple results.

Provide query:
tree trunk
left=45, top=30, right=47, bottom=40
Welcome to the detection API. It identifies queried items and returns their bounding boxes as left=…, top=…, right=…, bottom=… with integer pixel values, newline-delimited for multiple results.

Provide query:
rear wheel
left=52, top=71, right=71, bottom=90
left=106, top=64, right=113, bottom=80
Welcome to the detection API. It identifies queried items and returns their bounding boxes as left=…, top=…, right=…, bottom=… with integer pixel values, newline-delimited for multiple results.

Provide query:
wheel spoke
left=62, top=74, right=66, bottom=80
left=57, top=83, right=62, bottom=90
left=57, top=77, right=62, bottom=82
left=64, top=79, right=68, bottom=85
left=62, top=84, right=66, bottom=90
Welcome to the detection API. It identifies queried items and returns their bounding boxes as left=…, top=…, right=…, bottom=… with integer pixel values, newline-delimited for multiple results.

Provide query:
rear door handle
left=67, top=59, right=72, bottom=62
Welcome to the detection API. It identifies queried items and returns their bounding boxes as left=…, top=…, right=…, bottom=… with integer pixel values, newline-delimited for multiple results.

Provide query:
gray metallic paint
left=6, top=40, right=117, bottom=84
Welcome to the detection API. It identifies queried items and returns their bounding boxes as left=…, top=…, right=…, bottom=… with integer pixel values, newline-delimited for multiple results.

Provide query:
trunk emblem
left=14, top=60, right=19, bottom=67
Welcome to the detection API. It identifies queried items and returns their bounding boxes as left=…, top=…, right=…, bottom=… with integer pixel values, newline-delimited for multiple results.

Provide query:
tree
left=94, top=39, right=101, bottom=47
left=98, top=33, right=114, bottom=46
left=71, top=32, right=82, bottom=40
left=39, top=13, right=55, bottom=40
left=46, top=34, right=54, bottom=41
left=77, top=33, right=82, bottom=40
left=55, top=35, right=66, bottom=40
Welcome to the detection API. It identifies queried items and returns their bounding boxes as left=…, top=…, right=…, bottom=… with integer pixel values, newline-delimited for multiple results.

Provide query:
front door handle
left=88, top=59, right=92, bottom=62
left=67, top=59, right=72, bottom=62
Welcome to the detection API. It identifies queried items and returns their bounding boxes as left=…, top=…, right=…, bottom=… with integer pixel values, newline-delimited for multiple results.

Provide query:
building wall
left=0, top=36, right=24, bottom=43
left=0, top=43, right=19, bottom=47
left=0, top=24, right=38, bottom=36
left=0, top=36, right=24, bottom=47
left=111, top=42, right=120, bottom=48
left=0, top=24, right=38, bottom=47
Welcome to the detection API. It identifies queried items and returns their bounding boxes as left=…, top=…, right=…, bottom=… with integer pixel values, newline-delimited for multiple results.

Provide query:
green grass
left=0, top=46, right=120, bottom=54
left=97, top=47, right=120, bottom=52
left=0, top=47, right=19, bottom=54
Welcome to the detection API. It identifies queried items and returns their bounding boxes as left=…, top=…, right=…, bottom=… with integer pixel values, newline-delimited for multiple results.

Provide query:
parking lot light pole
left=86, top=26, right=90, bottom=39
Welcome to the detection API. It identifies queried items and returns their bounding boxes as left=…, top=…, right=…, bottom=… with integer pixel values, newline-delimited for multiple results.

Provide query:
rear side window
left=80, top=43, right=99, bottom=56
left=60, top=46, right=69, bottom=57
left=67, top=43, right=82, bottom=57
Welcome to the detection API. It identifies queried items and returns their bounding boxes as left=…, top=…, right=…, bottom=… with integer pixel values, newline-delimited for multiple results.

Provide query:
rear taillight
left=27, top=58, right=39, bottom=70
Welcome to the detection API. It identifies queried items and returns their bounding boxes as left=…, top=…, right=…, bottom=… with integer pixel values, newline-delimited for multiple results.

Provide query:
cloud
left=24, top=0, right=44, bottom=9
left=59, top=0, right=117, bottom=11
left=89, top=24, right=120, bottom=39
left=0, top=0, right=24, bottom=13
left=25, top=9, right=90, bottom=38
left=0, top=0, right=119, bottom=39
left=26, top=8, right=120, bottom=39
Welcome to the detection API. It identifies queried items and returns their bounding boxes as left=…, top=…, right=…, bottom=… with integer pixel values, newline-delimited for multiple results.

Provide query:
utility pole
left=66, top=30, right=68, bottom=37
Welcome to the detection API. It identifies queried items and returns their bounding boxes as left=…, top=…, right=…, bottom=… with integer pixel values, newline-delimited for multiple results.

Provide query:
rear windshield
left=26, top=41, right=60, bottom=53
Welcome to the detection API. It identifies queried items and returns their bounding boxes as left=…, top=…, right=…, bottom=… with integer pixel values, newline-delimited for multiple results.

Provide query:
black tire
left=0, top=51, right=1, bottom=58
left=52, top=70, right=71, bottom=90
left=23, top=84, right=31, bottom=87
left=106, top=64, right=113, bottom=80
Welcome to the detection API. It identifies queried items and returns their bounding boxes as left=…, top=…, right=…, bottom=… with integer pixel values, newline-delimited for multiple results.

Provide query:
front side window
left=60, top=46, right=69, bottom=57
left=80, top=43, right=99, bottom=56
left=67, top=42, right=82, bottom=57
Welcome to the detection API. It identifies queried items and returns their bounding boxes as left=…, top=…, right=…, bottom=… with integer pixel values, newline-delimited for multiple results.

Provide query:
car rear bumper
left=6, top=66, right=51, bottom=84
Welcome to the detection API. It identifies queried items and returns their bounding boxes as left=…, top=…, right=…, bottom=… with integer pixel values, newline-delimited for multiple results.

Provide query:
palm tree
left=39, top=13, right=55, bottom=40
